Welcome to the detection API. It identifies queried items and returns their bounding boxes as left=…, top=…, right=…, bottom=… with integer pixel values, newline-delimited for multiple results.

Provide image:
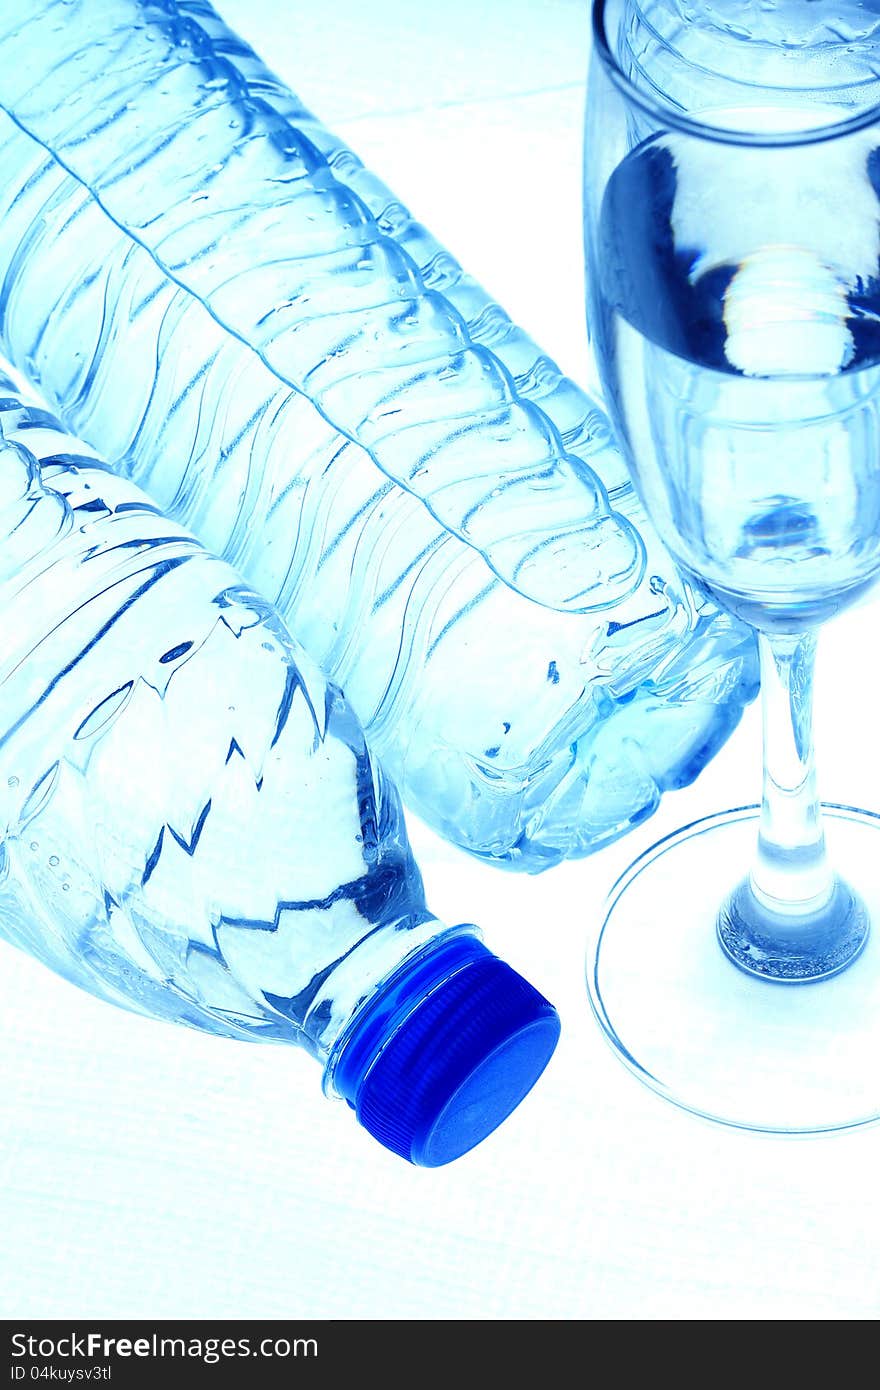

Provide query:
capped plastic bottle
left=0, top=379, right=559, bottom=1166
left=0, top=0, right=758, bottom=870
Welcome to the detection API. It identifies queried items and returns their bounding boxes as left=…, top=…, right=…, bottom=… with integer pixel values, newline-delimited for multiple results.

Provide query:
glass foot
left=588, top=804, right=880, bottom=1133
left=717, top=874, right=869, bottom=983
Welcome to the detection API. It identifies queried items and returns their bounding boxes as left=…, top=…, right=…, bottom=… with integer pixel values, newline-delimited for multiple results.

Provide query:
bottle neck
left=317, top=919, right=481, bottom=1087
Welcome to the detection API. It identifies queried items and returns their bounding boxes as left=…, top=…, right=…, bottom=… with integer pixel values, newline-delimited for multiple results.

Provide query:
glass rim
left=591, top=0, right=880, bottom=147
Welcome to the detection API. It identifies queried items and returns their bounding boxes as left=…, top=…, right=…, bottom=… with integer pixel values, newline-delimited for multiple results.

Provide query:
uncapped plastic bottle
left=0, top=0, right=758, bottom=869
left=0, top=379, right=559, bottom=1166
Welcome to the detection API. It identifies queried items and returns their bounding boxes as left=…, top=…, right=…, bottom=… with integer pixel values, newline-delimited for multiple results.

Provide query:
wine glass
left=583, top=0, right=880, bottom=1131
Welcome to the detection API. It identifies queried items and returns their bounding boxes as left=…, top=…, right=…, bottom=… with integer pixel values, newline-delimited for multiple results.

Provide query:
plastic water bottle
left=0, top=0, right=758, bottom=869
left=614, top=0, right=880, bottom=113
left=0, top=380, right=559, bottom=1166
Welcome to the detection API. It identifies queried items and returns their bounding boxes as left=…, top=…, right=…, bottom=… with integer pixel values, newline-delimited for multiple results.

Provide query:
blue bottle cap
left=334, top=937, right=560, bottom=1167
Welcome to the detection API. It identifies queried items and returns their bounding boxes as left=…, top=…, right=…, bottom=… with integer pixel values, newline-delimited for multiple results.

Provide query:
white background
left=2, top=0, right=880, bottom=1320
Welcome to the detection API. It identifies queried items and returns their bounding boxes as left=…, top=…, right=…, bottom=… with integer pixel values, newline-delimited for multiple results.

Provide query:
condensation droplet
left=48, top=855, right=59, bottom=867
left=29, top=841, right=38, bottom=852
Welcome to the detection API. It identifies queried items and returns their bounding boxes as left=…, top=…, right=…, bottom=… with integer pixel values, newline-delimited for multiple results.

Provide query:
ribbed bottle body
left=0, top=388, right=448, bottom=1061
left=0, top=0, right=757, bottom=867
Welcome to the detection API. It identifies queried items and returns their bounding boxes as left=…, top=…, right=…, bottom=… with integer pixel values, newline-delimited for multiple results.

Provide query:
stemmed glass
left=584, top=0, right=880, bottom=1131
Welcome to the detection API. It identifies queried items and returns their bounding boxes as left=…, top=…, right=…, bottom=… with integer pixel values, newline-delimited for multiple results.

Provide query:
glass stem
left=750, top=629, right=833, bottom=915
left=718, top=629, right=868, bottom=982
